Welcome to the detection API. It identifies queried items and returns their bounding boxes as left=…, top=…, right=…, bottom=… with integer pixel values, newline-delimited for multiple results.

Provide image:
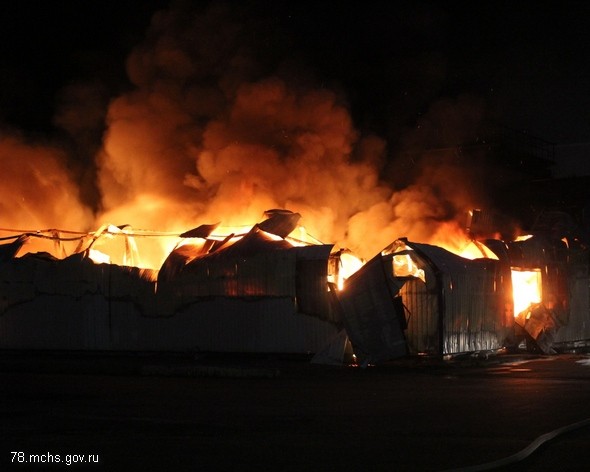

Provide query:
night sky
left=1, top=0, right=589, bottom=181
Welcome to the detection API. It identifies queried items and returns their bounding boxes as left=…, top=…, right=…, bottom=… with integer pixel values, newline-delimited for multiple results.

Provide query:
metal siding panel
left=296, top=259, right=331, bottom=321
left=442, top=265, right=504, bottom=354
left=0, top=294, right=337, bottom=354
left=401, top=278, right=439, bottom=355
left=555, top=275, right=590, bottom=345
left=337, top=255, right=408, bottom=364
left=0, top=246, right=336, bottom=353
left=405, top=242, right=507, bottom=355
left=0, top=294, right=111, bottom=350
left=165, top=251, right=296, bottom=299
left=123, top=298, right=336, bottom=353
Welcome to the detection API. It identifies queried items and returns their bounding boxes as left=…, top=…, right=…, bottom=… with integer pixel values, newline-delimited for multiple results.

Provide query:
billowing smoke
left=344, top=94, right=493, bottom=255
left=0, top=133, right=93, bottom=231
left=1, top=1, right=494, bottom=265
left=96, top=2, right=396, bottom=257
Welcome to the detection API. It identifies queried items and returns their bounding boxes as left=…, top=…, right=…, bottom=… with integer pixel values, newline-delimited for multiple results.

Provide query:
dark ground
left=2, top=350, right=590, bottom=471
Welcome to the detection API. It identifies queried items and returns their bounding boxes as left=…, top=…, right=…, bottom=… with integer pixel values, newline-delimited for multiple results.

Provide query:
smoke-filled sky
left=1, top=0, right=589, bottom=262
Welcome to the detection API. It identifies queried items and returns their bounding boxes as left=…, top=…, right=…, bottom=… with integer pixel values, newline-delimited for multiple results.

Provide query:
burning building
left=0, top=211, right=342, bottom=354
left=1, top=206, right=589, bottom=364
left=0, top=4, right=587, bottom=362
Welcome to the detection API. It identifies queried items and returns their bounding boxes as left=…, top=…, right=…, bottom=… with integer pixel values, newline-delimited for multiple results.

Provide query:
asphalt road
left=2, top=351, right=590, bottom=471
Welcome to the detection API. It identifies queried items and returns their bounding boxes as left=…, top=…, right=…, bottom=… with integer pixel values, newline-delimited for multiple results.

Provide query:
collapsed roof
left=0, top=210, right=589, bottom=362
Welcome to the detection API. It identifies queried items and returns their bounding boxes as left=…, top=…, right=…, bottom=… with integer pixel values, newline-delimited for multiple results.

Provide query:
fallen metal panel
left=257, top=210, right=302, bottom=238
left=311, top=329, right=353, bottom=365
left=336, top=254, right=408, bottom=366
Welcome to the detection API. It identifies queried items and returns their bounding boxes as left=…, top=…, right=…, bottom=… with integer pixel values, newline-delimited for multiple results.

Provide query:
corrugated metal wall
left=295, top=245, right=334, bottom=322
left=399, top=275, right=439, bottom=355
left=179, top=250, right=297, bottom=297
left=555, top=274, right=590, bottom=346
left=441, top=262, right=507, bottom=354
left=394, top=242, right=509, bottom=356
left=0, top=294, right=338, bottom=353
left=0, top=239, right=337, bottom=354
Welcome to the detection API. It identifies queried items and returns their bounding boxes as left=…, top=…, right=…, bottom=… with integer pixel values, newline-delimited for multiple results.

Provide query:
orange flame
left=511, top=268, right=542, bottom=317
left=334, top=252, right=364, bottom=290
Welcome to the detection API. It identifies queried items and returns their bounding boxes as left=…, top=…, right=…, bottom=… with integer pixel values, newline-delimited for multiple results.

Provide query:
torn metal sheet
left=258, top=209, right=302, bottom=238
left=0, top=234, right=28, bottom=262
left=336, top=253, right=409, bottom=366
left=515, top=300, right=561, bottom=354
left=180, top=223, right=220, bottom=239
left=311, top=329, right=354, bottom=365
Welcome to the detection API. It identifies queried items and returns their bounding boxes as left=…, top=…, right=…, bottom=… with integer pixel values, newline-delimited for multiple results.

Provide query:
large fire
left=1, top=4, right=527, bottom=302
left=0, top=211, right=533, bottom=304
left=1, top=3, right=498, bottom=268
